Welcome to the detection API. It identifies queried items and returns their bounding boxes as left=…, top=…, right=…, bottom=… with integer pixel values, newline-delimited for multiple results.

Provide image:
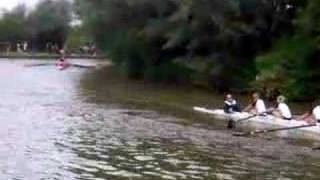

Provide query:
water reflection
left=0, top=60, right=318, bottom=180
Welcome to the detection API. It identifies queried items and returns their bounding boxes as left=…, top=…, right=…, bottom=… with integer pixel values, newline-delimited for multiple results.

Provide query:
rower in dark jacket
left=224, top=93, right=241, bottom=113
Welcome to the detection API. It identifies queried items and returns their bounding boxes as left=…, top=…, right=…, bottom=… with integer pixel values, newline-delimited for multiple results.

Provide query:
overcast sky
left=0, top=0, right=40, bottom=10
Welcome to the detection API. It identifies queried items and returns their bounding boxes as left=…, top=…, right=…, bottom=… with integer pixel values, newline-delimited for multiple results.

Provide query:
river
left=0, top=59, right=319, bottom=180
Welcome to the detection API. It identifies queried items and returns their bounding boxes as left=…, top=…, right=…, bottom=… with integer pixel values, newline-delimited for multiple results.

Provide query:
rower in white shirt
left=244, top=92, right=267, bottom=115
left=300, top=100, right=320, bottom=124
left=271, top=95, right=292, bottom=120
left=313, top=105, right=320, bottom=123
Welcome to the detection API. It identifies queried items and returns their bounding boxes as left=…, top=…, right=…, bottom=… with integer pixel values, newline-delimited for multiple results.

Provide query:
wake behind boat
left=193, top=106, right=320, bottom=141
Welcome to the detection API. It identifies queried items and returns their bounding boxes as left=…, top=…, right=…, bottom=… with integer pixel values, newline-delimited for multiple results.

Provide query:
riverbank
left=79, top=66, right=311, bottom=127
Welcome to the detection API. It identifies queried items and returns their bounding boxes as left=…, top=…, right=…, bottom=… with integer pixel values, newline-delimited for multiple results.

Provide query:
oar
left=228, top=110, right=271, bottom=129
left=24, top=63, right=55, bottom=67
left=228, top=114, right=257, bottom=129
left=312, top=146, right=320, bottom=150
left=71, top=64, right=97, bottom=69
left=233, top=123, right=317, bottom=137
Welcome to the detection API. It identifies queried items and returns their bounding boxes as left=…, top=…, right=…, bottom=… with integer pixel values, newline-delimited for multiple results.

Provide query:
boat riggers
left=233, top=124, right=317, bottom=137
left=228, top=110, right=272, bottom=129
left=193, top=107, right=320, bottom=141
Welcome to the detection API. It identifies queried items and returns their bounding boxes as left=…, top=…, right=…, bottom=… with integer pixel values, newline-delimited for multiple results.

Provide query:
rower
left=271, top=95, right=292, bottom=120
left=244, top=92, right=267, bottom=115
left=300, top=100, right=320, bottom=124
left=313, top=104, right=320, bottom=123
left=224, top=93, right=241, bottom=113
left=57, top=57, right=66, bottom=66
left=56, top=56, right=70, bottom=70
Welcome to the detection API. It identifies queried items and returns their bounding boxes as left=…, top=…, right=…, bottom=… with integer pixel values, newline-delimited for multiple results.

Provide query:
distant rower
left=224, top=93, right=241, bottom=113
left=244, top=92, right=267, bottom=115
left=56, top=57, right=69, bottom=70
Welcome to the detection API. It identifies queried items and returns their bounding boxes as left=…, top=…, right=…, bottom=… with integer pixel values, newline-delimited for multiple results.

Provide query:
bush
left=255, top=36, right=317, bottom=100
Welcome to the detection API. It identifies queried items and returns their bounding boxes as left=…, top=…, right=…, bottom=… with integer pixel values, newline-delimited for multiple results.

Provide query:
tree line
left=0, top=0, right=72, bottom=52
left=2, top=0, right=319, bottom=101
left=76, top=0, right=320, bottom=100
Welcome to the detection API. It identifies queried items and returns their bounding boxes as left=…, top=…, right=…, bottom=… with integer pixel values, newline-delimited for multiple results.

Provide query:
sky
left=0, top=0, right=40, bottom=10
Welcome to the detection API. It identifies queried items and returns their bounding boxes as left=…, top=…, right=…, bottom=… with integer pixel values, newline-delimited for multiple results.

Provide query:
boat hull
left=193, top=107, right=320, bottom=141
left=57, top=64, right=70, bottom=70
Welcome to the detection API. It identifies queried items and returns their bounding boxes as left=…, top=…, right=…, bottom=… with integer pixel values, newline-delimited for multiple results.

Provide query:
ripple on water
left=181, top=170, right=203, bottom=175
left=187, top=165, right=211, bottom=171
left=215, top=173, right=235, bottom=180
left=160, top=170, right=188, bottom=179
left=134, top=156, right=156, bottom=161
left=68, top=163, right=99, bottom=173
left=2, top=60, right=320, bottom=179
left=81, top=160, right=117, bottom=171
left=107, top=170, right=142, bottom=178
left=161, top=175, right=177, bottom=180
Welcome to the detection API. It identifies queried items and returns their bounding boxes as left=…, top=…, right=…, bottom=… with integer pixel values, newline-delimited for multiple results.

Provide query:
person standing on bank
left=271, top=95, right=292, bottom=120
left=224, top=93, right=241, bottom=113
left=244, top=92, right=267, bottom=115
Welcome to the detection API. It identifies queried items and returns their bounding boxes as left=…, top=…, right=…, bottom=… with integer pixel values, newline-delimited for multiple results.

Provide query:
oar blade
left=232, top=132, right=251, bottom=137
left=312, top=146, right=320, bottom=150
left=227, top=119, right=235, bottom=129
left=233, top=124, right=316, bottom=138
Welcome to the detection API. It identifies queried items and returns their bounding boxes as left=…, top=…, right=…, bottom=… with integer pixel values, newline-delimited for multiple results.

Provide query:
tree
left=255, top=0, right=320, bottom=100
left=28, top=0, right=72, bottom=51
left=0, top=5, right=29, bottom=43
left=75, top=0, right=309, bottom=95
left=65, top=26, right=93, bottom=53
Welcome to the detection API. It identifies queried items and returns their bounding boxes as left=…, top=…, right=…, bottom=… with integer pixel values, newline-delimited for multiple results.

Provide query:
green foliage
left=75, top=0, right=256, bottom=87
left=65, top=26, right=92, bottom=53
left=0, top=0, right=72, bottom=51
left=28, top=0, right=72, bottom=50
left=28, top=0, right=71, bottom=33
left=297, top=0, right=320, bottom=46
left=110, top=33, right=149, bottom=78
left=0, top=5, right=29, bottom=42
left=256, top=36, right=316, bottom=99
left=255, top=0, right=320, bottom=100
left=76, top=0, right=319, bottom=99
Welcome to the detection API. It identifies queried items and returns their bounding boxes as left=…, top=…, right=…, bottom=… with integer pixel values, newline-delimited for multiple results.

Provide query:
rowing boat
left=57, top=61, right=71, bottom=70
left=193, top=106, right=320, bottom=141
left=25, top=63, right=101, bottom=69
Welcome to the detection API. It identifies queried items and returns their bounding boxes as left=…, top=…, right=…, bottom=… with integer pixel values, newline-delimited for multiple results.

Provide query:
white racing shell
left=194, top=107, right=320, bottom=141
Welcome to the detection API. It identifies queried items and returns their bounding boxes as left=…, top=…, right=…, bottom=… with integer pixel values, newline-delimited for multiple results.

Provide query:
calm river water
left=0, top=59, right=319, bottom=180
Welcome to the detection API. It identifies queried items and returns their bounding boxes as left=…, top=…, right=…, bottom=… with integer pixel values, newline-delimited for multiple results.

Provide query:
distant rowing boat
left=24, top=63, right=98, bottom=69
left=57, top=63, right=70, bottom=70
left=193, top=107, right=320, bottom=141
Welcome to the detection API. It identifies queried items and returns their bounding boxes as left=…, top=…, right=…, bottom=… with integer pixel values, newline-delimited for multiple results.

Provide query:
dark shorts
left=317, top=120, right=320, bottom=123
